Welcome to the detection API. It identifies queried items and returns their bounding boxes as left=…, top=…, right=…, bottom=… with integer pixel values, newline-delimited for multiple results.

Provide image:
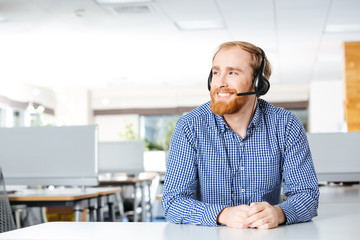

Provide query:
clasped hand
left=217, top=202, right=285, bottom=229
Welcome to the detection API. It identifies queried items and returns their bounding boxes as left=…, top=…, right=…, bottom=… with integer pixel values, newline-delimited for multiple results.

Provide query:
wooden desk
left=0, top=202, right=359, bottom=240
left=8, top=187, right=121, bottom=222
left=99, top=173, right=155, bottom=222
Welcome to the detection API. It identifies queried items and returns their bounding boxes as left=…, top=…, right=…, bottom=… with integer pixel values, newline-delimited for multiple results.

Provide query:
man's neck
left=223, top=97, right=257, bottom=138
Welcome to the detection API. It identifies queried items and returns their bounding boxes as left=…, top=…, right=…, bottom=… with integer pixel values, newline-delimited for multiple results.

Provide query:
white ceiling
left=1, top=0, right=360, bottom=91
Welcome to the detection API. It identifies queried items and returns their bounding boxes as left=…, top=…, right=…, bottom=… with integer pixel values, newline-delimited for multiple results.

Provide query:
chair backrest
left=148, top=174, right=161, bottom=207
left=0, top=167, right=16, bottom=233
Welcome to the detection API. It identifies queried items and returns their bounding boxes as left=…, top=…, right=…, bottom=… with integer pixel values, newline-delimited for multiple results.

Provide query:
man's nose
left=218, top=73, right=228, bottom=88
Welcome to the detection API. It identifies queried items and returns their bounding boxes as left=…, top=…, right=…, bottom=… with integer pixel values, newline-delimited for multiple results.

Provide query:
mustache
left=212, top=88, right=238, bottom=94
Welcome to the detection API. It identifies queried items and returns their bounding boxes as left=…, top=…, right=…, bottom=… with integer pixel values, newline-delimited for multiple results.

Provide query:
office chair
left=122, top=173, right=161, bottom=222
left=0, top=167, right=16, bottom=233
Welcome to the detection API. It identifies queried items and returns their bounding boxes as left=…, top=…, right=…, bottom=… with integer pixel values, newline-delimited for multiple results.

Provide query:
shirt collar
left=248, top=99, right=262, bottom=130
left=214, top=114, right=228, bottom=133
left=212, top=99, right=263, bottom=133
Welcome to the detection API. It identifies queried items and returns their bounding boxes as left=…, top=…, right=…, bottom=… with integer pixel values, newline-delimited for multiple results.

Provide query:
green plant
left=118, top=123, right=138, bottom=141
left=163, top=119, right=177, bottom=150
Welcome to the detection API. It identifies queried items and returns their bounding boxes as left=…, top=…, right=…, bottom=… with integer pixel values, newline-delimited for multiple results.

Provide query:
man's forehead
left=213, top=47, right=252, bottom=69
left=215, top=46, right=250, bottom=59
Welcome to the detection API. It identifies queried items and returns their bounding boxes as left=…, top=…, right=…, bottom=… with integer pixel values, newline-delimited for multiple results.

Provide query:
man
left=161, top=41, right=319, bottom=229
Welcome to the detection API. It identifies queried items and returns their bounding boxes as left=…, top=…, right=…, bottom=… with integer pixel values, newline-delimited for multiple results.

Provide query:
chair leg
left=14, top=209, right=22, bottom=229
left=41, top=207, right=48, bottom=223
left=115, top=192, right=125, bottom=220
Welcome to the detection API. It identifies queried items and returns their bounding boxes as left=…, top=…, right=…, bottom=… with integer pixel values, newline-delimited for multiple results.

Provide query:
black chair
left=0, top=167, right=16, bottom=233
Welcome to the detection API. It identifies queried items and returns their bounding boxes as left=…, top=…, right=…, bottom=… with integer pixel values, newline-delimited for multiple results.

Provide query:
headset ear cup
left=258, top=76, right=270, bottom=96
left=208, top=69, right=213, bottom=91
left=254, top=75, right=270, bottom=96
left=263, top=77, right=270, bottom=95
left=253, top=48, right=270, bottom=96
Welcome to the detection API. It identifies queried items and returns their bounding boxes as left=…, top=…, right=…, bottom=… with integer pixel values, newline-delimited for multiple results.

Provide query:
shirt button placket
left=239, top=141, right=245, bottom=200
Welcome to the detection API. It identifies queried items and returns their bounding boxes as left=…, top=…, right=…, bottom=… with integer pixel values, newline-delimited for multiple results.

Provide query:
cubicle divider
left=0, top=125, right=99, bottom=186
left=98, top=141, right=145, bottom=175
left=0, top=125, right=103, bottom=226
left=307, top=131, right=360, bottom=182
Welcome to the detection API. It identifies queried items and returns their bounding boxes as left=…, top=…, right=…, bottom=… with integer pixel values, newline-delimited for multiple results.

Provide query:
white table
left=0, top=202, right=359, bottom=240
left=319, top=184, right=360, bottom=203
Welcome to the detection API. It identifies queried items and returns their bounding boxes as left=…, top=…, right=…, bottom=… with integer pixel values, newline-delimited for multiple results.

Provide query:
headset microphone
left=237, top=92, right=256, bottom=96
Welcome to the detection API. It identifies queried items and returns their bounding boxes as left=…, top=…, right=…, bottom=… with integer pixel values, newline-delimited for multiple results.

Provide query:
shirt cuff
left=277, top=200, right=297, bottom=225
left=200, top=204, right=228, bottom=226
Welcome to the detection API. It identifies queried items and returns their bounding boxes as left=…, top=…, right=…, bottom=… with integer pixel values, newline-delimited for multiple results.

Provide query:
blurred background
left=1, top=0, right=360, bottom=141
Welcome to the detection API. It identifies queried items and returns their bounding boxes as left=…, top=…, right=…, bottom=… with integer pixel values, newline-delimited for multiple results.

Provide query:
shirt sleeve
left=161, top=118, right=227, bottom=226
left=277, top=114, right=319, bottom=224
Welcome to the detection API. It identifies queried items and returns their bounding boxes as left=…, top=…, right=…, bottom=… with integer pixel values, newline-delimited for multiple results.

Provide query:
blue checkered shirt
left=162, top=99, right=319, bottom=226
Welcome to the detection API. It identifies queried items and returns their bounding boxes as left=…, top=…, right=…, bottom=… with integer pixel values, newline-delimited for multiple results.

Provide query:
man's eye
left=213, top=71, right=219, bottom=75
left=229, top=72, right=235, bottom=75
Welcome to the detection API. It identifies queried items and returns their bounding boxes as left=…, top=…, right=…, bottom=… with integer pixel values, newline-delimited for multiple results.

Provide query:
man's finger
left=257, top=223, right=272, bottom=230
left=246, top=210, right=267, bottom=225
left=248, top=202, right=266, bottom=216
left=249, top=215, right=272, bottom=229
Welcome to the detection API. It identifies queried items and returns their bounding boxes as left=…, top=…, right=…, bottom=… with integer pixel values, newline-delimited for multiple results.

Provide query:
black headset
left=207, top=48, right=270, bottom=97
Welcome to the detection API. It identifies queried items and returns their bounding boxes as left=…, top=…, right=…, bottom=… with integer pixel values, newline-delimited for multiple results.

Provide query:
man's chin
left=210, top=100, right=241, bottom=115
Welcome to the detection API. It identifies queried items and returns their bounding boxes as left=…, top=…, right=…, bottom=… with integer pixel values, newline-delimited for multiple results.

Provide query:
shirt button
left=240, top=142, right=243, bottom=146
left=240, top=167, right=244, bottom=171
left=241, top=189, right=245, bottom=193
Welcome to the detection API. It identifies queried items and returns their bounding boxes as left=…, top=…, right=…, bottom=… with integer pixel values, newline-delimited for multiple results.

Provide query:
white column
left=308, top=81, right=346, bottom=133
left=55, top=88, right=92, bottom=126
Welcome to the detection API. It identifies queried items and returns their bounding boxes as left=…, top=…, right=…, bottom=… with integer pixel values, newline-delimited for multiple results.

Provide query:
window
left=13, top=109, right=25, bottom=127
left=140, top=115, right=180, bottom=151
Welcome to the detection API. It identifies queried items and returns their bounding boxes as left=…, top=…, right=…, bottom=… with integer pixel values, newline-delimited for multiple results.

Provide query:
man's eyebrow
left=226, top=66, right=243, bottom=72
left=212, top=66, right=243, bottom=72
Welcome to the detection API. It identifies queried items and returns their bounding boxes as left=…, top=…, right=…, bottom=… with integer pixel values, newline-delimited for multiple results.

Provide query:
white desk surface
left=0, top=202, right=359, bottom=240
left=319, top=184, right=360, bottom=203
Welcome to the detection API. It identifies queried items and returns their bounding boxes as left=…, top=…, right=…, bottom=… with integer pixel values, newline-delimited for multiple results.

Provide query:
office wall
left=1, top=81, right=345, bottom=133
left=91, top=87, right=210, bottom=110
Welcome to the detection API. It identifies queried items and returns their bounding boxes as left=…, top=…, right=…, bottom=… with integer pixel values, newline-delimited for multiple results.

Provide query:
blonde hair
left=213, top=41, right=272, bottom=79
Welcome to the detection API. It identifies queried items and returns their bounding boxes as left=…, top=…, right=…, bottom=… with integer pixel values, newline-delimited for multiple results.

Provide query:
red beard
left=210, top=87, right=250, bottom=115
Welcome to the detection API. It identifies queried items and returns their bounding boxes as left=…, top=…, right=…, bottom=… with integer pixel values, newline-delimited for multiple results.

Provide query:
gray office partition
left=0, top=126, right=99, bottom=186
left=98, top=141, right=145, bottom=174
left=307, top=132, right=360, bottom=182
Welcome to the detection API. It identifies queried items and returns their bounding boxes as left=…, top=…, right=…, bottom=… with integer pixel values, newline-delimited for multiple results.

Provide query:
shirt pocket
left=247, top=148, right=282, bottom=192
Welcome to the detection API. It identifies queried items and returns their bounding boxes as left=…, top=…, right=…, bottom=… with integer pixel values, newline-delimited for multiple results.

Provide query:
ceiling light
left=325, top=24, right=360, bottom=33
left=94, top=0, right=151, bottom=5
left=175, top=20, right=225, bottom=31
left=113, top=5, right=151, bottom=13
